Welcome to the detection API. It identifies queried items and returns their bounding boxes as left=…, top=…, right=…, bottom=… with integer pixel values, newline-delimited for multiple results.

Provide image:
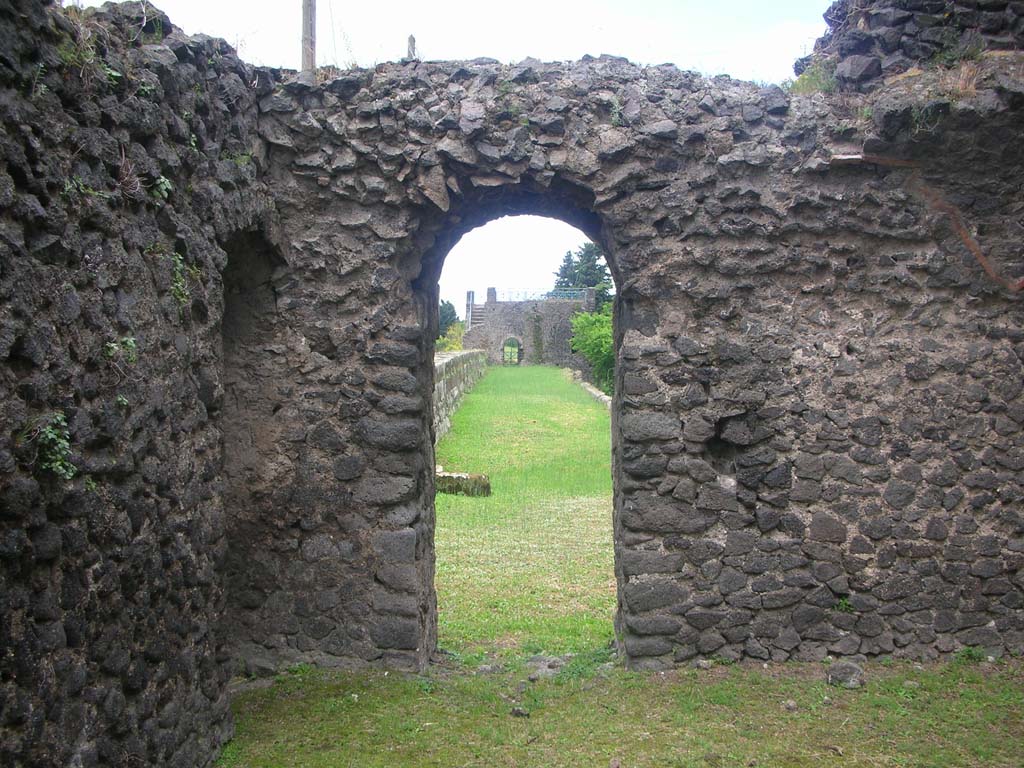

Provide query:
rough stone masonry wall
left=0, top=2, right=275, bottom=765
left=256, top=46, right=1023, bottom=677
left=0, top=1, right=1023, bottom=766
left=816, top=0, right=1024, bottom=88
left=463, top=294, right=594, bottom=367
left=432, top=350, right=487, bottom=442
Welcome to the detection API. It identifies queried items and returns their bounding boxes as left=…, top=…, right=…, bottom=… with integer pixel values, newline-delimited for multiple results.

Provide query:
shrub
left=436, top=321, right=464, bottom=352
left=571, top=305, right=613, bottom=394
left=24, top=412, right=77, bottom=481
left=785, top=58, right=837, bottom=96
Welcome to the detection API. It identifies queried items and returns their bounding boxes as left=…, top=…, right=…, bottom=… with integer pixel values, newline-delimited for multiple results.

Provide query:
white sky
left=443, top=216, right=593, bottom=315
left=81, top=0, right=829, bottom=318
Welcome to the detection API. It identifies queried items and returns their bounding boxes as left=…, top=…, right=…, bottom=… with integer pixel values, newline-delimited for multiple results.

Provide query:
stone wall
left=0, top=2, right=274, bottom=765
left=433, top=350, right=487, bottom=442
left=462, top=290, right=595, bottom=368
left=257, top=48, right=1024, bottom=677
left=813, top=0, right=1024, bottom=88
left=1, top=2, right=1023, bottom=766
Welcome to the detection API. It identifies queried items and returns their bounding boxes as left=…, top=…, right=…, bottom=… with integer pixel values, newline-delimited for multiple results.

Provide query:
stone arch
left=240, top=53, right=1024, bottom=674
left=501, top=336, right=524, bottom=365
left=7, top=4, right=1024, bottom=766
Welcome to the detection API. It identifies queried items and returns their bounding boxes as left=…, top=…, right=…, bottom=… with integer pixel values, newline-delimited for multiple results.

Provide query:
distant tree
left=573, top=242, right=612, bottom=309
left=438, top=300, right=458, bottom=338
left=553, top=250, right=577, bottom=289
left=553, top=241, right=612, bottom=309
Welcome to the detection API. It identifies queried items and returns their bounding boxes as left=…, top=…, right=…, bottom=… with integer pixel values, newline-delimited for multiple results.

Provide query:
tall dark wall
left=255, top=45, right=1024, bottom=678
left=0, top=2, right=273, bottom=765
left=0, top=2, right=1022, bottom=767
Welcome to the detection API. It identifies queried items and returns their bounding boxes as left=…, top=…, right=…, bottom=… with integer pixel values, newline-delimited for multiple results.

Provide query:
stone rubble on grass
left=826, top=660, right=866, bottom=689
left=435, top=471, right=492, bottom=496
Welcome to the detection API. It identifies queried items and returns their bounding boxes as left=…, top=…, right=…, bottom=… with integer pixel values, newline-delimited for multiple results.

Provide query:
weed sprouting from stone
left=609, top=95, right=624, bottom=126
left=170, top=253, right=190, bottom=308
left=954, top=646, right=987, bottom=664
left=150, top=174, right=173, bottom=201
left=22, top=412, right=77, bottom=481
left=785, top=58, right=838, bottom=95
left=104, top=336, right=138, bottom=364
left=933, top=28, right=984, bottom=69
left=62, top=176, right=112, bottom=200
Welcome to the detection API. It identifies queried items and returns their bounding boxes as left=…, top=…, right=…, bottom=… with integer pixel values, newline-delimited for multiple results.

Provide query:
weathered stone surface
left=810, top=514, right=848, bottom=543
left=826, top=660, right=866, bottom=689
left=820, top=0, right=1024, bottom=89
left=3, top=3, right=1024, bottom=767
left=621, top=412, right=681, bottom=441
left=837, top=55, right=882, bottom=82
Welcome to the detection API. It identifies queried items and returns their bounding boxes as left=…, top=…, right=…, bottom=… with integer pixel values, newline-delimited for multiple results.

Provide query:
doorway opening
left=501, top=337, right=523, bottom=365
left=430, top=213, right=618, bottom=667
left=217, top=229, right=299, bottom=675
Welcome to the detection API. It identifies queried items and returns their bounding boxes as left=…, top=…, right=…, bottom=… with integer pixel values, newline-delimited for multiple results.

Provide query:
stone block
left=435, top=472, right=491, bottom=497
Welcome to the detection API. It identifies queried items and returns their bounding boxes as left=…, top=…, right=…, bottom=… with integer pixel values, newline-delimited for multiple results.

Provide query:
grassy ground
left=217, top=366, right=1024, bottom=768
left=433, top=365, right=614, bottom=662
left=220, top=658, right=1024, bottom=768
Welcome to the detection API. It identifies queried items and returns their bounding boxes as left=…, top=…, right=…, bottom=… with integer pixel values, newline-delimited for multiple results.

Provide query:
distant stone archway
left=501, top=336, right=524, bottom=365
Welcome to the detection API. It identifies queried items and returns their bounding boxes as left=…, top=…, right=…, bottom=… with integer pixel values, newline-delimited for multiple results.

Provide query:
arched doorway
left=501, top=337, right=523, bottom=364
left=430, top=213, right=616, bottom=664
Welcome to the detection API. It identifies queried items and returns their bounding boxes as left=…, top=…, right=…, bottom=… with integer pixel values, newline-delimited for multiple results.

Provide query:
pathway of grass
left=218, top=366, right=1024, bottom=768
left=434, top=365, right=614, bottom=662
left=220, top=657, right=1024, bottom=767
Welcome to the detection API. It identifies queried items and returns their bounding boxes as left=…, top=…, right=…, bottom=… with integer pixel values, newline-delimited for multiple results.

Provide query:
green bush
left=438, top=300, right=458, bottom=338
left=784, top=58, right=837, bottom=96
left=436, top=321, right=464, bottom=352
left=30, top=412, right=76, bottom=481
left=571, top=305, right=613, bottom=394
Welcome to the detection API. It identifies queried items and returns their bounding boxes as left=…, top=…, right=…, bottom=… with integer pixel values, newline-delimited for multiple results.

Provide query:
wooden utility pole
left=301, top=0, right=316, bottom=78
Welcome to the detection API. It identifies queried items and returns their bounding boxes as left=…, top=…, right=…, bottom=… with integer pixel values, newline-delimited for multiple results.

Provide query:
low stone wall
left=433, top=351, right=488, bottom=442
left=571, top=370, right=612, bottom=410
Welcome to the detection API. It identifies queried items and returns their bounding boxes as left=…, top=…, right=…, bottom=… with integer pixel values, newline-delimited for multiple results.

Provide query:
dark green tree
left=552, top=241, right=612, bottom=309
left=553, top=250, right=577, bottom=289
left=573, top=242, right=612, bottom=309
left=438, top=300, right=458, bottom=338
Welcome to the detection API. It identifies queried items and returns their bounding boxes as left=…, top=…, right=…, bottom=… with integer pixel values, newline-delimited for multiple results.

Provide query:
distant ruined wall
left=463, top=292, right=595, bottom=368
left=432, top=350, right=487, bottom=443
left=814, top=0, right=1024, bottom=88
left=1, top=1, right=1023, bottom=767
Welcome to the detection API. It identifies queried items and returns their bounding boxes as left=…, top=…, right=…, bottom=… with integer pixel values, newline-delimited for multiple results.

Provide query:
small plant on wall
left=19, top=412, right=77, bottom=481
left=783, top=58, right=837, bottom=95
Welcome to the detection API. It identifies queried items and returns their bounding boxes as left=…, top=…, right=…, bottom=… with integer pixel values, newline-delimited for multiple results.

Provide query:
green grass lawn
left=434, top=365, right=615, bottom=662
left=218, top=366, right=1024, bottom=768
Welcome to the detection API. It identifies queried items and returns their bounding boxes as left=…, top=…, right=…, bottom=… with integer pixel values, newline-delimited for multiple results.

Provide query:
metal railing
left=493, top=288, right=588, bottom=302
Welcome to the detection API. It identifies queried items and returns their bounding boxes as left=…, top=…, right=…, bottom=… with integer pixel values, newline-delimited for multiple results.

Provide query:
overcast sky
left=81, top=0, right=829, bottom=317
